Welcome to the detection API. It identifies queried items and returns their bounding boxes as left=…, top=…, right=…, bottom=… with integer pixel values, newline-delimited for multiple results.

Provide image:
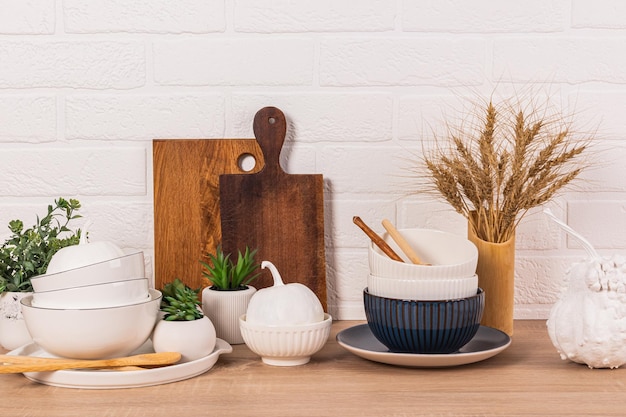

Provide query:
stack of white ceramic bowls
left=20, top=241, right=161, bottom=359
left=367, top=228, right=479, bottom=301
left=365, top=228, right=484, bottom=354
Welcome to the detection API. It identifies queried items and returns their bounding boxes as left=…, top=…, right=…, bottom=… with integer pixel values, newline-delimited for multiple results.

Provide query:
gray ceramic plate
left=336, top=324, right=511, bottom=368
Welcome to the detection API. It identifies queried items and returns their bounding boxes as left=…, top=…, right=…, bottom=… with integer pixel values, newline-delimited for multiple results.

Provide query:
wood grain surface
left=153, top=139, right=264, bottom=293
left=2, top=321, right=626, bottom=417
left=219, top=107, right=327, bottom=310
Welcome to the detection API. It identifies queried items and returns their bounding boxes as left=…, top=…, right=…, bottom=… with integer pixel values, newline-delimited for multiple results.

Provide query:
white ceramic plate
left=7, top=338, right=232, bottom=389
left=336, top=324, right=510, bottom=367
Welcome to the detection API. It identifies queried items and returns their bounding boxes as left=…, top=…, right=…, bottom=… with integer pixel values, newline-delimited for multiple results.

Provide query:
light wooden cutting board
left=153, top=139, right=264, bottom=293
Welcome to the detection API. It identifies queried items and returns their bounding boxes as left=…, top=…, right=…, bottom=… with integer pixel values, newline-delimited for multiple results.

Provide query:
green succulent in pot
left=0, top=198, right=82, bottom=294
left=160, top=278, right=203, bottom=321
left=154, top=278, right=217, bottom=362
left=200, top=245, right=261, bottom=291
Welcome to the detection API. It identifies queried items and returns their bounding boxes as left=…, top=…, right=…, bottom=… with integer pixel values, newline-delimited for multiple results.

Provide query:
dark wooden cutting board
left=153, top=139, right=264, bottom=293
left=219, top=107, right=327, bottom=310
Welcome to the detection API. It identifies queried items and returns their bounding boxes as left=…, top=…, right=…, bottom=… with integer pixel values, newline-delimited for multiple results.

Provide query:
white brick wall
left=0, top=0, right=55, bottom=35
left=1, top=0, right=625, bottom=320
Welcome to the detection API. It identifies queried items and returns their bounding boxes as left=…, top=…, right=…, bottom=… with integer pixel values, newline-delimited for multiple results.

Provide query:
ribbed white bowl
left=239, top=313, right=332, bottom=366
left=367, top=274, right=478, bottom=300
left=369, top=228, right=478, bottom=279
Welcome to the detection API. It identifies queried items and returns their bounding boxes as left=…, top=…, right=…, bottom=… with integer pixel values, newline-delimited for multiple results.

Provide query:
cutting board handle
left=253, top=106, right=287, bottom=175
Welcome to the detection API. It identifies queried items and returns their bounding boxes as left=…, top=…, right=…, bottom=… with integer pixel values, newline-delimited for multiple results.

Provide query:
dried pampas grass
left=419, top=95, right=592, bottom=243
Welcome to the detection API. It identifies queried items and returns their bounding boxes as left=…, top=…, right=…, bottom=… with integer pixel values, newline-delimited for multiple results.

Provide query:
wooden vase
left=467, top=225, right=515, bottom=336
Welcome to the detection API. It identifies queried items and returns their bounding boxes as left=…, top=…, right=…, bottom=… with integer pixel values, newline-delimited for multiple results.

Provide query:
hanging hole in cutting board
left=268, top=117, right=276, bottom=124
left=237, top=153, right=257, bottom=172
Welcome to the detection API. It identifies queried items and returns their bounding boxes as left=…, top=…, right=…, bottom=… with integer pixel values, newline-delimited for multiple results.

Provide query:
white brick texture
left=0, top=42, right=145, bottom=89
left=493, top=38, right=626, bottom=83
left=572, top=0, right=626, bottom=28
left=234, top=0, right=395, bottom=33
left=63, top=0, right=225, bottom=33
left=1, top=1, right=626, bottom=320
left=320, top=38, right=485, bottom=86
left=0, top=0, right=55, bottom=34
left=402, top=0, right=567, bottom=32
left=230, top=93, right=393, bottom=142
left=0, top=147, right=146, bottom=196
left=0, top=95, right=56, bottom=142
left=153, top=39, right=315, bottom=86
left=65, top=94, right=225, bottom=140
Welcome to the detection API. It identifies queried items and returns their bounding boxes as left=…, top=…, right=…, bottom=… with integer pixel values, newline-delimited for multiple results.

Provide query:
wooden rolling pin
left=382, top=219, right=425, bottom=265
left=0, top=351, right=181, bottom=373
left=353, top=216, right=403, bottom=262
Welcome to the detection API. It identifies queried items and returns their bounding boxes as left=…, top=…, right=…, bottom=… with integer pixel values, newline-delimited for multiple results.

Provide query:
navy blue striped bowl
left=363, top=287, right=484, bottom=354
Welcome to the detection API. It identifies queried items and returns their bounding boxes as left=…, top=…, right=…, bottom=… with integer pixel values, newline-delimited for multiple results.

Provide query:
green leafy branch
left=0, top=198, right=82, bottom=293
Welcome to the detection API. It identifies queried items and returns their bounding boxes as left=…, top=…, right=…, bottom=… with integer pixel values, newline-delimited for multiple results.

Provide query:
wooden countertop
left=1, top=320, right=625, bottom=416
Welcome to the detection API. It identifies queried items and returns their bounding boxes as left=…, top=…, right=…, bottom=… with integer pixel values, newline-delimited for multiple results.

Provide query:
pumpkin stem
left=261, top=261, right=285, bottom=287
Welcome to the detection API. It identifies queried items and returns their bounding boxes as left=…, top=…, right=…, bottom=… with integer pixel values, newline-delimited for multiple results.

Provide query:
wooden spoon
left=0, top=351, right=181, bottom=374
left=353, top=216, right=404, bottom=262
left=381, top=219, right=426, bottom=265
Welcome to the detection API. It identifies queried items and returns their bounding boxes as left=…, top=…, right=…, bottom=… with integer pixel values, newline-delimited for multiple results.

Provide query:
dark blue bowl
left=363, top=287, right=484, bottom=354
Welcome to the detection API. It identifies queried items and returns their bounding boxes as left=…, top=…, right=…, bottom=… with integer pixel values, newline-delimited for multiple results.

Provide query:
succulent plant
left=160, top=278, right=203, bottom=321
left=200, top=245, right=261, bottom=291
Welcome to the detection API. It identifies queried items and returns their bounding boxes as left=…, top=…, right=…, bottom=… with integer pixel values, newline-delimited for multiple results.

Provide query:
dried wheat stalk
left=420, top=98, right=590, bottom=243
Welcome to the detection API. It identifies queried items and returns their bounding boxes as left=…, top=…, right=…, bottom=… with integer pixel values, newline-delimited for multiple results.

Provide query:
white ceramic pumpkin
left=246, top=261, right=324, bottom=326
left=547, top=255, right=626, bottom=369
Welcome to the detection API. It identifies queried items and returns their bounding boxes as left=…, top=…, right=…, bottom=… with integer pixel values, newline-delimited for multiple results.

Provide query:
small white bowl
left=46, top=241, right=126, bottom=274
left=369, top=228, right=478, bottom=279
left=239, top=313, right=332, bottom=366
left=31, top=278, right=149, bottom=309
left=367, top=274, right=478, bottom=300
left=21, top=289, right=161, bottom=359
left=31, top=251, right=145, bottom=293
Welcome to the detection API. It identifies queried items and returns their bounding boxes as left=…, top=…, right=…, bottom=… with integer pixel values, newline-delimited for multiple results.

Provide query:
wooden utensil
left=353, top=216, right=403, bottom=262
left=0, top=351, right=181, bottom=374
left=153, top=139, right=264, bottom=293
left=219, top=107, right=327, bottom=310
left=381, top=219, right=425, bottom=265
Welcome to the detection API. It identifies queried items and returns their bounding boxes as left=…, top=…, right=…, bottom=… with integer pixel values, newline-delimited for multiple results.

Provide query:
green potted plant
left=0, top=198, right=82, bottom=350
left=152, top=278, right=216, bottom=362
left=200, top=245, right=261, bottom=344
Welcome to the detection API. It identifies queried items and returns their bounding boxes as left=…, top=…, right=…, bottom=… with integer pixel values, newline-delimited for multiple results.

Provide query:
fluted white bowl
left=239, top=313, right=332, bottom=366
left=369, top=228, right=478, bottom=279
left=367, top=273, right=478, bottom=300
left=31, top=278, right=149, bottom=309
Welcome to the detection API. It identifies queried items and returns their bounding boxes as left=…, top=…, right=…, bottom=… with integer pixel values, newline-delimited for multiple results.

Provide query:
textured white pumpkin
left=547, top=255, right=626, bottom=369
left=246, top=261, right=324, bottom=326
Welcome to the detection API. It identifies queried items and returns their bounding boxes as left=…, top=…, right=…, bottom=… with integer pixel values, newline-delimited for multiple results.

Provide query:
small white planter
left=202, top=286, right=256, bottom=344
left=152, top=316, right=217, bottom=363
left=0, top=292, right=33, bottom=350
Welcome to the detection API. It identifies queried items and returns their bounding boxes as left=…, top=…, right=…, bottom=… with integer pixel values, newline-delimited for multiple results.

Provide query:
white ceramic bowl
left=367, top=273, right=478, bottom=300
left=31, top=278, right=150, bottom=309
left=46, top=241, right=126, bottom=274
left=21, top=289, right=161, bottom=359
left=31, top=251, right=145, bottom=293
left=369, top=228, right=478, bottom=279
left=239, top=313, right=332, bottom=366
